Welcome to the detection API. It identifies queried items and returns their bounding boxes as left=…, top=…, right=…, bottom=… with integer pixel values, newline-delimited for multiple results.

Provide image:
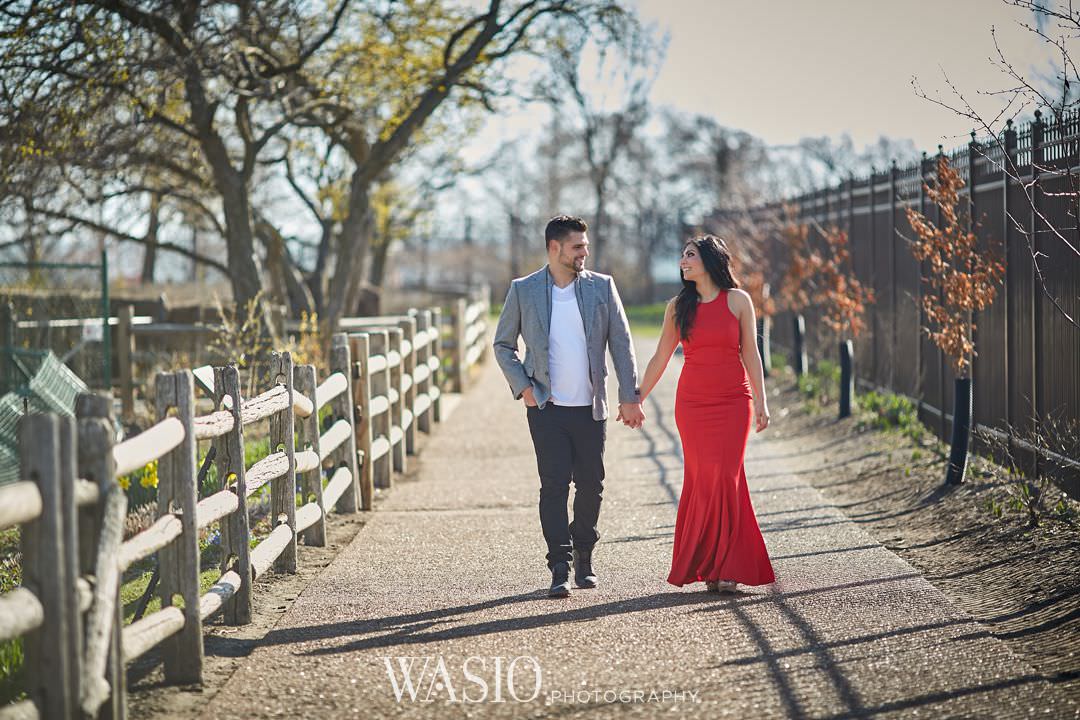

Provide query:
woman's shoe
left=705, top=580, right=719, bottom=593
left=716, top=580, right=737, bottom=593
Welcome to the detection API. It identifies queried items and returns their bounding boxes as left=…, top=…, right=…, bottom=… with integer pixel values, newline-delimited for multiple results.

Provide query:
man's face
left=551, top=231, right=589, bottom=273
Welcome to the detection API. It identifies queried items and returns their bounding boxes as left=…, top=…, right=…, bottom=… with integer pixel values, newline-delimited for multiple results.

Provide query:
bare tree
left=913, top=0, right=1079, bottom=328
left=546, top=20, right=664, bottom=271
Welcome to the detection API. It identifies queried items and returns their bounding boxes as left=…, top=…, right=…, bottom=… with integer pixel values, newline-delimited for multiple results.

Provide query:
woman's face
left=679, top=243, right=705, bottom=282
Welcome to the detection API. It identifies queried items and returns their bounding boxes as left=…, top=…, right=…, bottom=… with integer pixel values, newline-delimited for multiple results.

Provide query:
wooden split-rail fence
left=0, top=300, right=490, bottom=719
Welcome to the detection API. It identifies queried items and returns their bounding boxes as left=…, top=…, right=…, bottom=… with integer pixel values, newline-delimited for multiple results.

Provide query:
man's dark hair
left=544, top=215, right=588, bottom=249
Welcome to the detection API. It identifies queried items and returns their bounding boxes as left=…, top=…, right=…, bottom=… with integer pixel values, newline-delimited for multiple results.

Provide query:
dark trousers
left=526, top=404, right=606, bottom=569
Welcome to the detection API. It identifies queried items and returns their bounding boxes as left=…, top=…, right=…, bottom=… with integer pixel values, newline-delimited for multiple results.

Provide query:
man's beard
left=562, top=254, right=585, bottom=273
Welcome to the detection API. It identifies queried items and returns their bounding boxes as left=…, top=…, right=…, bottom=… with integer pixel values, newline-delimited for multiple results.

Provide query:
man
left=493, top=215, right=645, bottom=598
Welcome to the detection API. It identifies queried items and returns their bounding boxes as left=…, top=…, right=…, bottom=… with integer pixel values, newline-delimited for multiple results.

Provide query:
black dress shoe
left=549, top=561, right=571, bottom=598
left=573, top=548, right=598, bottom=589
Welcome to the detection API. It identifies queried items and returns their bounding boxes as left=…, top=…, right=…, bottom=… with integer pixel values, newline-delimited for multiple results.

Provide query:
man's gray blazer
left=493, top=266, right=639, bottom=421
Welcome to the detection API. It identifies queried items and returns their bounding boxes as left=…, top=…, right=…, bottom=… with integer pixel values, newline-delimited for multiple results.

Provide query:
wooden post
left=294, top=363, right=326, bottom=546
left=75, top=393, right=125, bottom=720
left=368, top=330, right=392, bottom=489
left=1, top=301, right=13, bottom=395
left=214, top=365, right=251, bottom=625
left=397, top=316, right=418, bottom=454
left=387, top=327, right=406, bottom=474
left=330, top=334, right=361, bottom=513
left=416, top=311, right=433, bottom=434
left=56, top=415, right=83, bottom=715
left=269, top=352, right=298, bottom=573
left=349, top=334, right=375, bottom=510
left=117, top=305, right=135, bottom=423
left=453, top=298, right=467, bottom=392
left=479, top=290, right=491, bottom=364
left=154, top=370, right=202, bottom=684
left=21, top=414, right=75, bottom=720
left=430, top=307, right=443, bottom=422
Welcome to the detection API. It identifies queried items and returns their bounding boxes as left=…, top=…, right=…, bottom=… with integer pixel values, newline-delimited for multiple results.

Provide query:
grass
left=0, top=528, right=23, bottom=705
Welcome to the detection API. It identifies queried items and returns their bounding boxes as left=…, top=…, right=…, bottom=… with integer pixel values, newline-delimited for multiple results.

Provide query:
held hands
left=616, top=402, right=646, bottom=429
left=754, top=400, right=770, bottom=433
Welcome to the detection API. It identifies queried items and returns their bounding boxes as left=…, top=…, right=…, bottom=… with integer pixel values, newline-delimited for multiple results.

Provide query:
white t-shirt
left=548, top=281, right=593, bottom=406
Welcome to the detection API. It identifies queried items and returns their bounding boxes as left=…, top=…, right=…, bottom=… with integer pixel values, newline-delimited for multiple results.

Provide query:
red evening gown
left=667, top=292, right=775, bottom=587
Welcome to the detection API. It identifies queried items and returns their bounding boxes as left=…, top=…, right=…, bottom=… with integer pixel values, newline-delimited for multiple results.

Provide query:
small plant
left=287, top=311, right=327, bottom=371
left=210, top=291, right=272, bottom=397
left=797, top=361, right=840, bottom=405
left=975, top=416, right=1080, bottom=527
left=857, top=391, right=919, bottom=432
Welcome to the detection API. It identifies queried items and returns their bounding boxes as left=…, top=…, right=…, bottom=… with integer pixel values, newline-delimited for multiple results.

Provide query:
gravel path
left=204, top=341, right=1070, bottom=719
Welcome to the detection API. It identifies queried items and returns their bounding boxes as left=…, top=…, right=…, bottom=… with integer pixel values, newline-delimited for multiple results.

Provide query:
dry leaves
left=905, top=155, right=1004, bottom=376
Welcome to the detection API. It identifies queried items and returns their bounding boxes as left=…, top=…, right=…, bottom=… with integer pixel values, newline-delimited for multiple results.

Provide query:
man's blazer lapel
left=577, top=271, right=598, bottom=342
left=537, top=267, right=552, bottom=338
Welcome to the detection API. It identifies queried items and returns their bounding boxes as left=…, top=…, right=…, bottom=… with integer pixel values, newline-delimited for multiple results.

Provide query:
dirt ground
left=765, top=370, right=1080, bottom=705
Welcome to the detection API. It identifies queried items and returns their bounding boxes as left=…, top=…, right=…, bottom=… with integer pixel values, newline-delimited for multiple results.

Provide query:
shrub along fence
left=0, top=300, right=489, bottom=719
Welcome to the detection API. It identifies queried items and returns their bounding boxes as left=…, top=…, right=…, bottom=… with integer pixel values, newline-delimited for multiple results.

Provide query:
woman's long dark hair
left=674, top=235, right=739, bottom=341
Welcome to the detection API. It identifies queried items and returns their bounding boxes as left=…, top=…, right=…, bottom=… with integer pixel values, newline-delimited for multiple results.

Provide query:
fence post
left=330, top=333, right=361, bottom=513
left=21, top=414, right=75, bottom=720
left=75, top=393, right=125, bottom=719
left=154, top=369, right=203, bottom=684
left=453, top=298, right=467, bottom=392
left=936, top=145, right=948, bottom=442
left=397, top=316, right=418, bottom=452
left=889, top=159, right=899, bottom=390
left=430, top=307, right=443, bottom=422
left=839, top=340, right=855, bottom=419
left=367, top=330, right=392, bottom=488
left=116, top=305, right=135, bottom=423
left=478, top=290, right=491, bottom=365
left=214, top=365, right=251, bottom=625
left=387, top=327, right=406, bottom=474
left=757, top=285, right=771, bottom=378
left=294, top=363, right=326, bottom=547
left=269, top=352, right=298, bottom=573
left=793, top=314, right=807, bottom=376
left=1030, top=109, right=1045, bottom=477
left=349, top=333, right=375, bottom=510
left=56, top=415, right=83, bottom=715
left=1002, top=119, right=1018, bottom=453
left=1, top=301, right=12, bottom=395
left=416, top=311, right=433, bottom=433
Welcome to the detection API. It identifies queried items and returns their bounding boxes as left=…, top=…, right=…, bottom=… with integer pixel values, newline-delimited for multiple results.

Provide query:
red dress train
left=667, top=292, right=776, bottom=587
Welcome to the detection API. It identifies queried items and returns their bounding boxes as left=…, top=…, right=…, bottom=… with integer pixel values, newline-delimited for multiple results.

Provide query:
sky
left=472, top=0, right=1050, bottom=162
left=633, top=0, right=1047, bottom=151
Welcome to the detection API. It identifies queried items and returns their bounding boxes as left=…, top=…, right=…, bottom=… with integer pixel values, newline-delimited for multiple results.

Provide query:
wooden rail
left=1, top=298, right=495, bottom=718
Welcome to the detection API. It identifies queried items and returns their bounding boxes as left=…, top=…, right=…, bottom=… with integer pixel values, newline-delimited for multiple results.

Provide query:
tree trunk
left=592, top=182, right=606, bottom=272
left=509, top=212, right=523, bottom=280
left=184, top=69, right=263, bottom=321
left=325, top=178, right=373, bottom=335
left=141, top=193, right=161, bottom=284
left=369, top=237, right=391, bottom=290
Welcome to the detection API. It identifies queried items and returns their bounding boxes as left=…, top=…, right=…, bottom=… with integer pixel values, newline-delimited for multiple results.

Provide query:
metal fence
left=744, top=110, right=1080, bottom=495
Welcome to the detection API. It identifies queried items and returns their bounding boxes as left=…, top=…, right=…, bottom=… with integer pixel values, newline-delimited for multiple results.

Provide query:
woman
left=637, top=235, right=775, bottom=592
